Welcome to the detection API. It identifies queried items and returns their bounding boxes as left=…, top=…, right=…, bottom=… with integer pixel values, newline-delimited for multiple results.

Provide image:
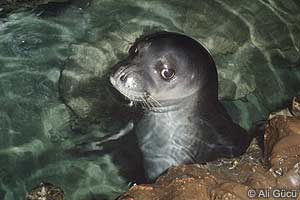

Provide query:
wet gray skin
left=110, top=31, right=251, bottom=181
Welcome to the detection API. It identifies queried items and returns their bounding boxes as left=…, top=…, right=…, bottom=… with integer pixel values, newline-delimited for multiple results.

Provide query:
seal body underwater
left=110, top=31, right=251, bottom=181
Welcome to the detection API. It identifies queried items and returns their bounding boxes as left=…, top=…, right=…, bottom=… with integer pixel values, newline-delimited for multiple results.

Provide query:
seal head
left=110, top=31, right=250, bottom=181
left=110, top=31, right=218, bottom=110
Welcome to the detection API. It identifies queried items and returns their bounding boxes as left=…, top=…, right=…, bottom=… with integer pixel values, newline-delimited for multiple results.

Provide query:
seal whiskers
left=141, top=97, right=152, bottom=110
left=145, top=94, right=163, bottom=110
left=147, top=94, right=163, bottom=108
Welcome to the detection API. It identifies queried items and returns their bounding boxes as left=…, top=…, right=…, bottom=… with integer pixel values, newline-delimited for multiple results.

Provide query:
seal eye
left=129, top=46, right=138, bottom=56
left=160, top=68, right=175, bottom=80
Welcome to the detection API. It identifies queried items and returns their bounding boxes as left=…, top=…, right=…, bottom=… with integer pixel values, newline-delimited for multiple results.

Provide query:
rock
left=268, top=96, right=300, bottom=120
left=121, top=185, right=157, bottom=200
left=264, top=110, right=300, bottom=160
left=264, top=112, right=300, bottom=190
left=211, top=182, right=251, bottom=200
left=0, top=0, right=69, bottom=12
left=264, top=116, right=300, bottom=171
left=155, top=165, right=221, bottom=185
left=292, top=96, right=300, bottom=116
left=120, top=165, right=220, bottom=200
left=245, top=165, right=277, bottom=189
left=25, top=182, right=64, bottom=200
left=276, top=162, right=300, bottom=189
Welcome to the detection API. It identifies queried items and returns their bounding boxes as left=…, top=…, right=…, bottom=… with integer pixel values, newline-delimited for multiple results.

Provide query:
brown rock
left=292, top=96, right=300, bottom=116
left=119, top=165, right=220, bottom=200
left=276, top=162, right=300, bottom=189
left=0, top=0, right=70, bottom=12
left=245, top=165, right=277, bottom=189
left=120, top=185, right=158, bottom=200
left=211, top=182, right=250, bottom=200
left=264, top=116, right=300, bottom=168
left=26, top=182, right=64, bottom=200
left=269, top=135, right=300, bottom=172
left=264, top=115, right=300, bottom=190
left=163, top=177, right=211, bottom=200
left=156, top=165, right=220, bottom=185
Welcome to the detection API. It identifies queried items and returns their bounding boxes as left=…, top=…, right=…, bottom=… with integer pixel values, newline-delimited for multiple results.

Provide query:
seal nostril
left=120, top=73, right=127, bottom=81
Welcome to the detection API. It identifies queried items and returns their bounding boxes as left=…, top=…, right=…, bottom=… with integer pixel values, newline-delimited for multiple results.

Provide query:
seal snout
left=109, top=64, right=127, bottom=87
left=111, top=68, right=143, bottom=90
left=110, top=63, right=145, bottom=101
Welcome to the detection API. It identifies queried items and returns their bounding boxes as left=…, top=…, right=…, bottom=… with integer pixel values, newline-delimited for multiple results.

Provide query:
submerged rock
left=118, top=97, right=300, bottom=200
left=26, top=182, right=64, bottom=200
left=0, top=0, right=69, bottom=12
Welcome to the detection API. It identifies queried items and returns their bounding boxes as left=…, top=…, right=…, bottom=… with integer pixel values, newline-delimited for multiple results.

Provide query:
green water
left=0, top=0, right=300, bottom=199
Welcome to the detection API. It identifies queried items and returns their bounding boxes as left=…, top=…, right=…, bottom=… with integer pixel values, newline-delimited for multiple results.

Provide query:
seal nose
left=110, top=62, right=144, bottom=92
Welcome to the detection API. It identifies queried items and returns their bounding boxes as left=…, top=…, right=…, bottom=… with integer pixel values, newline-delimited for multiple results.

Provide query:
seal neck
left=145, top=93, right=199, bottom=113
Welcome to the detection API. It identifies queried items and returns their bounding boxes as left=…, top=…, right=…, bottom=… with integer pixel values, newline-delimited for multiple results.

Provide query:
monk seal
left=109, top=31, right=251, bottom=181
